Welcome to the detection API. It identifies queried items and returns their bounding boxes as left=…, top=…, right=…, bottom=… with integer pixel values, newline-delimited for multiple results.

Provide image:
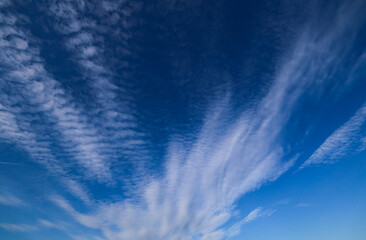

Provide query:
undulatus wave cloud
left=0, top=0, right=366, bottom=240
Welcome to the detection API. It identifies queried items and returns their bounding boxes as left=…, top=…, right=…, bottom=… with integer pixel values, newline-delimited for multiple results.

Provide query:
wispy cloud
left=0, top=223, right=38, bottom=232
left=46, top=2, right=366, bottom=239
left=295, top=203, right=317, bottom=208
left=49, top=82, right=298, bottom=239
left=1, top=1, right=366, bottom=239
left=0, top=219, right=65, bottom=233
left=0, top=161, right=25, bottom=166
left=0, top=2, right=107, bottom=214
left=0, top=3, right=112, bottom=183
left=48, top=0, right=148, bottom=174
left=301, top=102, right=366, bottom=168
left=359, top=137, right=366, bottom=152
left=38, top=219, right=57, bottom=228
left=38, top=219, right=67, bottom=231
left=0, top=0, right=10, bottom=7
left=0, top=194, right=25, bottom=207
left=227, top=207, right=275, bottom=238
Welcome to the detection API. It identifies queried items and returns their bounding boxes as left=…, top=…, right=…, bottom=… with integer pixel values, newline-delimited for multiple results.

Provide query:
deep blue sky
left=1, top=0, right=366, bottom=239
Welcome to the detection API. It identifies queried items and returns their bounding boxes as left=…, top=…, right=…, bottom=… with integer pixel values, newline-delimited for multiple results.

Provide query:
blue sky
left=0, top=0, right=366, bottom=239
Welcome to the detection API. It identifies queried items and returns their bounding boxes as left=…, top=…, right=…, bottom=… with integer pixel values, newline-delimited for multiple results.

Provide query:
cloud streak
left=0, top=3, right=112, bottom=182
left=301, top=102, right=366, bottom=168
left=0, top=223, right=39, bottom=232
left=0, top=194, right=25, bottom=207
left=0, top=2, right=107, bottom=210
left=48, top=0, right=148, bottom=174
left=226, top=207, right=275, bottom=238
left=0, top=219, right=65, bottom=233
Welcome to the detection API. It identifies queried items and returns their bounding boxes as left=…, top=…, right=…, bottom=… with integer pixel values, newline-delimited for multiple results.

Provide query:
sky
left=0, top=0, right=366, bottom=239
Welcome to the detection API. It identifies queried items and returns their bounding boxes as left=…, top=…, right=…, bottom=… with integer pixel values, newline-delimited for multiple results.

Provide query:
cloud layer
left=1, top=0, right=366, bottom=240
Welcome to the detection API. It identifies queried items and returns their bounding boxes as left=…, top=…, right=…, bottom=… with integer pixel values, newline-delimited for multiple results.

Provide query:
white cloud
left=0, top=223, right=38, bottom=232
left=0, top=7, right=113, bottom=182
left=38, top=219, right=67, bottom=231
left=61, top=178, right=92, bottom=206
left=38, top=219, right=57, bottom=228
left=295, top=203, right=317, bottom=208
left=0, top=4, right=117, bottom=215
left=359, top=136, right=366, bottom=152
left=47, top=2, right=366, bottom=239
left=227, top=207, right=275, bottom=237
left=68, top=32, right=93, bottom=46
left=0, top=0, right=10, bottom=7
left=0, top=194, right=25, bottom=207
left=48, top=0, right=148, bottom=175
left=70, top=234, right=106, bottom=240
left=301, top=102, right=366, bottom=168
left=0, top=219, right=66, bottom=233
left=1, top=1, right=365, bottom=240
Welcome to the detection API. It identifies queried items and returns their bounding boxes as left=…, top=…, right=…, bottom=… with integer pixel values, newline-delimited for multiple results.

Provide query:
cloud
left=1, top=1, right=366, bottom=240
left=295, top=203, right=317, bottom=208
left=38, top=219, right=58, bottom=228
left=0, top=3, right=115, bottom=215
left=70, top=234, right=106, bottom=240
left=46, top=2, right=366, bottom=239
left=359, top=137, right=366, bottom=152
left=0, top=223, right=38, bottom=232
left=0, top=4, right=113, bottom=183
left=0, top=219, right=65, bottom=233
left=0, top=0, right=10, bottom=7
left=0, top=194, right=25, bottom=207
left=38, top=219, right=67, bottom=231
left=301, top=102, right=366, bottom=168
left=48, top=0, right=149, bottom=177
left=227, top=207, right=275, bottom=237
left=274, top=199, right=291, bottom=206
left=0, top=161, right=25, bottom=165
left=61, top=178, right=92, bottom=206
